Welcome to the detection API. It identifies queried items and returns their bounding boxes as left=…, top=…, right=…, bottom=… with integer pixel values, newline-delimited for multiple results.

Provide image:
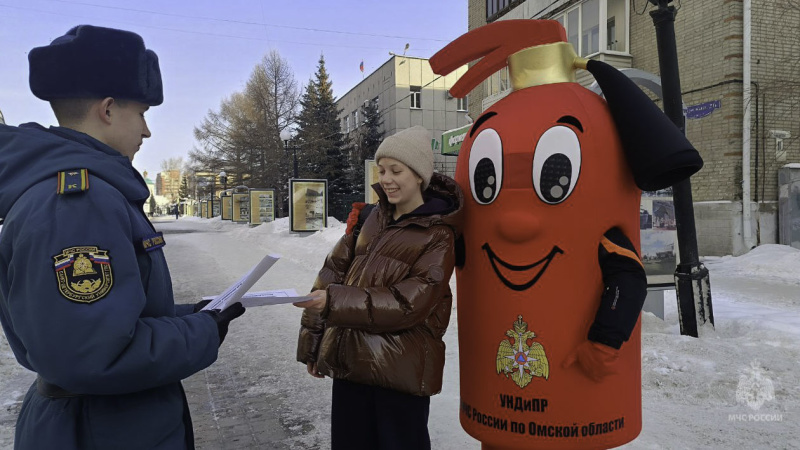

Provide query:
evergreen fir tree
left=294, top=54, right=352, bottom=219
left=178, top=176, right=189, bottom=201
left=348, top=99, right=384, bottom=197
left=294, top=77, right=320, bottom=176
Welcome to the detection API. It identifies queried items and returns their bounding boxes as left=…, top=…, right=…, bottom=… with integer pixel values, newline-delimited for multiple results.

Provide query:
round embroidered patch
left=52, top=246, right=113, bottom=303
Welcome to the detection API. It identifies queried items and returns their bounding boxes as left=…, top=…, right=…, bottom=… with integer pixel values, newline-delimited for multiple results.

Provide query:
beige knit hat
left=374, top=125, right=435, bottom=190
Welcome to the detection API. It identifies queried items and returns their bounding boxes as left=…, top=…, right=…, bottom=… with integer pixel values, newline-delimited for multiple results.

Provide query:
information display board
left=289, top=179, right=327, bottom=232
left=249, top=189, right=276, bottom=225
left=364, top=159, right=380, bottom=204
left=640, top=188, right=678, bottom=287
left=232, top=193, right=250, bottom=223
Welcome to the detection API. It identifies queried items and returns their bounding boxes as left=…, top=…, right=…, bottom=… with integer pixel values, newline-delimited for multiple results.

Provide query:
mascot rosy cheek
left=431, top=20, right=702, bottom=450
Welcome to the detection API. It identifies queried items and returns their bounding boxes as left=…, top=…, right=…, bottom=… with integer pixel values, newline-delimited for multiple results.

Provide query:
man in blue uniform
left=0, top=25, right=245, bottom=449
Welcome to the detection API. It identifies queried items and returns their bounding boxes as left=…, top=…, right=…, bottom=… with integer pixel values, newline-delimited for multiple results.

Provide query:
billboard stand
left=289, top=179, right=328, bottom=232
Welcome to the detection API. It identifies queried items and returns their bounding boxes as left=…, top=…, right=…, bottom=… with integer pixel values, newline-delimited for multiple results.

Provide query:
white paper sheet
left=201, top=253, right=281, bottom=311
left=202, top=288, right=312, bottom=307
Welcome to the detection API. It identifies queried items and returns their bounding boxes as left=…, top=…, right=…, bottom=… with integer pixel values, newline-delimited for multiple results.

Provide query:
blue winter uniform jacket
left=0, top=123, right=220, bottom=449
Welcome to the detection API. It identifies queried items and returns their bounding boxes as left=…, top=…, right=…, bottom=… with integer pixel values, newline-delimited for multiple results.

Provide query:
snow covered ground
left=1, top=217, right=798, bottom=449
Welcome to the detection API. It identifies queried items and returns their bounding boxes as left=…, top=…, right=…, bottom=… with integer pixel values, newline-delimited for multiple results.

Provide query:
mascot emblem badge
left=53, top=246, right=113, bottom=303
left=496, top=315, right=549, bottom=388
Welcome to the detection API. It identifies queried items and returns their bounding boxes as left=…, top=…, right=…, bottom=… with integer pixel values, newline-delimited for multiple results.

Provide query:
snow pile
left=704, top=244, right=800, bottom=285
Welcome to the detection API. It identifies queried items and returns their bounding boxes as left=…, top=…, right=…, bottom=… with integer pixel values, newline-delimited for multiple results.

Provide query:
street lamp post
left=280, top=129, right=299, bottom=178
left=210, top=174, right=215, bottom=216
left=219, top=170, right=228, bottom=193
left=649, top=0, right=713, bottom=337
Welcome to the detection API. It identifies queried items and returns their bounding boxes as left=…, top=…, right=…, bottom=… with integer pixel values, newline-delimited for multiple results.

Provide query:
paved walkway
left=184, top=353, right=296, bottom=449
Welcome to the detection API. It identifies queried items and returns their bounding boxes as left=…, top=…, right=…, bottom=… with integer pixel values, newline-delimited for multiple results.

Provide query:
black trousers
left=331, top=379, right=431, bottom=450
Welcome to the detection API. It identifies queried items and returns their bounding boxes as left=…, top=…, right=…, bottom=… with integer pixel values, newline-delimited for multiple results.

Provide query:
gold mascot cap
left=508, top=42, right=588, bottom=90
left=429, top=19, right=587, bottom=98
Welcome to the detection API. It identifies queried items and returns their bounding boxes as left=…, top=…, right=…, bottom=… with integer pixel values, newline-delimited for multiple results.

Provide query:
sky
left=0, top=0, right=468, bottom=176
left=2, top=215, right=799, bottom=447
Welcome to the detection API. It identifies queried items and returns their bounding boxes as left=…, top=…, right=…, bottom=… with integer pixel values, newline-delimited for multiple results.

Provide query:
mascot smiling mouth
left=482, top=244, right=564, bottom=291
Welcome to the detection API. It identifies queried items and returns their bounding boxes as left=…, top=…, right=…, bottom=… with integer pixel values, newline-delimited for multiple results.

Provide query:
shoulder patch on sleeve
left=138, top=232, right=166, bottom=252
left=57, top=169, right=89, bottom=195
left=53, top=246, right=113, bottom=303
left=600, top=228, right=643, bottom=269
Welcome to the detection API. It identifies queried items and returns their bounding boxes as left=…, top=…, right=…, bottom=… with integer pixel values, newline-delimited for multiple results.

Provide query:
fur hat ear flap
left=585, top=59, right=703, bottom=191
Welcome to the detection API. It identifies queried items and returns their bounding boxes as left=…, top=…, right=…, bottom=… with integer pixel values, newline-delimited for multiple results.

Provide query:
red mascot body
left=431, top=20, right=702, bottom=449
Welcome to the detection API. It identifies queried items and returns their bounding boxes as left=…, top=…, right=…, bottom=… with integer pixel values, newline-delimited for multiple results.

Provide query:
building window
left=457, top=95, right=468, bottom=112
left=499, top=67, right=509, bottom=92
left=485, top=67, right=511, bottom=97
left=581, top=0, right=600, bottom=56
left=606, top=0, right=626, bottom=52
left=353, top=110, right=359, bottom=128
left=607, top=17, right=616, bottom=50
left=486, top=0, right=522, bottom=21
left=567, top=9, right=579, bottom=53
left=551, top=0, right=627, bottom=56
left=410, top=86, right=422, bottom=109
left=345, top=116, right=350, bottom=133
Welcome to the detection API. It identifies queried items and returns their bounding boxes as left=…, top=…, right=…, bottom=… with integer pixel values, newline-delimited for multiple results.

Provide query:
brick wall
left=630, top=0, right=743, bottom=203
left=751, top=0, right=800, bottom=201
left=630, top=0, right=800, bottom=205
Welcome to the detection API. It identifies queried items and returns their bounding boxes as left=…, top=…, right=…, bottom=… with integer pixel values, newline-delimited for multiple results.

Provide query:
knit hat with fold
left=374, top=125, right=435, bottom=190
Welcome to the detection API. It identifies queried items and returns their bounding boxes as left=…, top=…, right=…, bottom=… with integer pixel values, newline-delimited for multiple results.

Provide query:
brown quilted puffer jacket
left=296, top=173, right=463, bottom=396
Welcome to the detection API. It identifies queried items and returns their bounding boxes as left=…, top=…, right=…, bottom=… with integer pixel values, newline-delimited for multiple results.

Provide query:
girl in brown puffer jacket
left=294, top=126, right=463, bottom=450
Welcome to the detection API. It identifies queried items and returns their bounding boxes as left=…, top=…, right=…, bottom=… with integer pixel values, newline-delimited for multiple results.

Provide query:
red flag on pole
left=359, top=61, right=364, bottom=73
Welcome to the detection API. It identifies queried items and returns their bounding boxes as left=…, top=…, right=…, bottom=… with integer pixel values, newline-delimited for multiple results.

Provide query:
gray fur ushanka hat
left=29, top=25, right=163, bottom=106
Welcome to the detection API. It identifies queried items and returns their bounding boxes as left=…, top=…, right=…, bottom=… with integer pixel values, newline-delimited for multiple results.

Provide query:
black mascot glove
left=201, top=302, right=246, bottom=346
left=193, top=299, right=212, bottom=313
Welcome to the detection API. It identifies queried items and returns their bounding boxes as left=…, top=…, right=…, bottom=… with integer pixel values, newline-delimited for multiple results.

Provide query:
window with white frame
left=353, top=110, right=359, bottom=128
left=410, top=86, right=422, bottom=109
left=606, top=0, right=626, bottom=51
left=484, top=66, right=511, bottom=97
left=550, top=0, right=628, bottom=56
left=457, top=95, right=468, bottom=112
left=581, top=0, right=600, bottom=56
left=345, top=116, right=350, bottom=134
left=567, top=8, right=579, bottom=53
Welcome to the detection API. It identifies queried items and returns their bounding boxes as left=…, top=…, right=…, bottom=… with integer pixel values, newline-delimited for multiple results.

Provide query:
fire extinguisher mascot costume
left=430, top=20, right=703, bottom=449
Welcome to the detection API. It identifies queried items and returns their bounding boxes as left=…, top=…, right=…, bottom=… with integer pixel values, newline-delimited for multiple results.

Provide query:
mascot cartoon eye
left=469, top=128, right=503, bottom=205
left=532, top=126, right=581, bottom=204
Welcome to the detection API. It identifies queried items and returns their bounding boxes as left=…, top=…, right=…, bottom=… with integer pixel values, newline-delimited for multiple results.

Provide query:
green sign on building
left=441, top=124, right=471, bottom=155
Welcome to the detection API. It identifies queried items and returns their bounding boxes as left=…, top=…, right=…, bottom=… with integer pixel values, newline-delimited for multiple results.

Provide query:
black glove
left=193, top=299, right=212, bottom=313
left=201, top=302, right=246, bottom=346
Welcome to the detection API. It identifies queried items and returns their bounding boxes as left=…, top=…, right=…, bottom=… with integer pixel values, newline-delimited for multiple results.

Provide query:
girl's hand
left=306, top=361, right=325, bottom=379
left=293, top=289, right=327, bottom=314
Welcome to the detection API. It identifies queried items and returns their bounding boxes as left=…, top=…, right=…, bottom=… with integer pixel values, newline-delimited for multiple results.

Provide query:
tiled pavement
left=185, top=351, right=305, bottom=449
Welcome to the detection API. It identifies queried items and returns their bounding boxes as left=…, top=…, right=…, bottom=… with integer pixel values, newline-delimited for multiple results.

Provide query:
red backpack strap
left=345, top=202, right=368, bottom=235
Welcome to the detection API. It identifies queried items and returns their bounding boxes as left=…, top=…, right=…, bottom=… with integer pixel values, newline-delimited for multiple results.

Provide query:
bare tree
left=244, top=50, right=299, bottom=214
left=160, top=157, right=184, bottom=172
left=190, top=50, right=298, bottom=216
